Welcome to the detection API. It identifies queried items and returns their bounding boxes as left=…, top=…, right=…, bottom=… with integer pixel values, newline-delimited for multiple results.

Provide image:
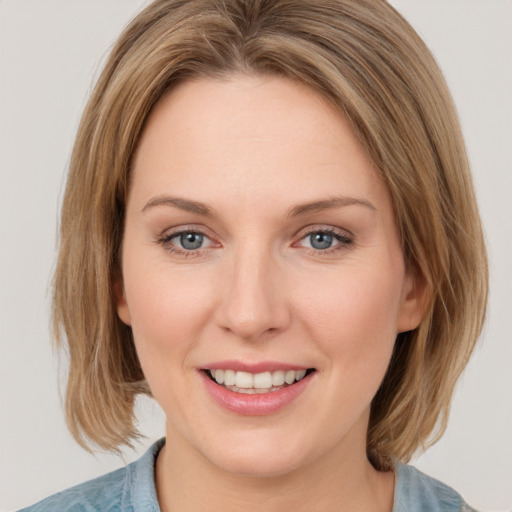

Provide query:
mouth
left=204, top=368, right=316, bottom=395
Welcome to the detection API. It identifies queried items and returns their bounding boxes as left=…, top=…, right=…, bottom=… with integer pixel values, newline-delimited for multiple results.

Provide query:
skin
left=116, top=75, right=428, bottom=512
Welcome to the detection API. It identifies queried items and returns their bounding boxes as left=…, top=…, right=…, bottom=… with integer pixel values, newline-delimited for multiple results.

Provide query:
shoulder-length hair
left=53, top=0, right=488, bottom=470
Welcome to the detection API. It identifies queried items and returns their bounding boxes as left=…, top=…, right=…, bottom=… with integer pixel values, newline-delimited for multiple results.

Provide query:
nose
left=215, top=245, right=291, bottom=341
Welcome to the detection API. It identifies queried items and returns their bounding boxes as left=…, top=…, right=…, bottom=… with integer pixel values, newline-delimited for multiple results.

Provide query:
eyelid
left=168, top=231, right=213, bottom=249
left=292, top=225, right=354, bottom=253
left=156, top=224, right=222, bottom=256
left=158, top=224, right=216, bottom=240
left=293, top=224, right=353, bottom=242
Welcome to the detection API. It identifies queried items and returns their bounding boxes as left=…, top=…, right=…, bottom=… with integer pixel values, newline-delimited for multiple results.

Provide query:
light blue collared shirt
left=19, top=438, right=477, bottom=511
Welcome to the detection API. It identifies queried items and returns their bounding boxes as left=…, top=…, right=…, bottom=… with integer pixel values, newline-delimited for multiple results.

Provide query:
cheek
left=121, top=258, right=216, bottom=379
left=291, top=265, right=404, bottom=430
left=296, top=264, right=404, bottom=373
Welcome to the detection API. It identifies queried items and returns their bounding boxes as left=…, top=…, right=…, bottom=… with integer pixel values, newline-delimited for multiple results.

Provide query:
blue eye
left=161, top=231, right=211, bottom=252
left=177, top=232, right=204, bottom=250
left=298, top=229, right=352, bottom=252
left=309, top=232, right=334, bottom=250
left=157, top=227, right=219, bottom=257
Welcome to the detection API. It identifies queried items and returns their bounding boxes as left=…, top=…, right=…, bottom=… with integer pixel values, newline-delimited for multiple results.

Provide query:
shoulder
left=18, top=439, right=164, bottom=512
left=18, top=465, right=128, bottom=512
left=394, top=463, right=479, bottom=512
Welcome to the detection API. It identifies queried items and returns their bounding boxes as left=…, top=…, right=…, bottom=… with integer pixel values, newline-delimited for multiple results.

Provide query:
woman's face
left=117, top=75, right=425, bottom=477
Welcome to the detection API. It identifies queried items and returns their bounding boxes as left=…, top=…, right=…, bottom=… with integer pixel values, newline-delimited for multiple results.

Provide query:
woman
left=19, top=0, right=487, bottom=510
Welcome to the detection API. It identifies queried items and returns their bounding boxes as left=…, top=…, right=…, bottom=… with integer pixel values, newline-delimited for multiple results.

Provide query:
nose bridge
left=216, top=239, right=289, bottom=340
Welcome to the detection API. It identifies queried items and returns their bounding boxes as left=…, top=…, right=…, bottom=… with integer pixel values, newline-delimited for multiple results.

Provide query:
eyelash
left=156, top=227, right=214, bottom=258
left=156, top=226, right=354, bottom=257
left=296, top=227, right=353, bottom=255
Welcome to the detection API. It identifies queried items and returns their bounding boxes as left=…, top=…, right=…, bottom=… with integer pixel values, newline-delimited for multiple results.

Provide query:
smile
left=200, top=366, right=316, bottom=415
left=206, top=368, right=313, bottom=394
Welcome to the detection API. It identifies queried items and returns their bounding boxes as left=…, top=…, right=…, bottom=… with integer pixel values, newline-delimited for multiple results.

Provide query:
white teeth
left=224, top=369, right=236, bottom=386
left=284, top=370, right=295, bottom=385
left=271, top=370, right=285, bottom=386
left=253, top=371, right=272, bottom=388
left=209, top=368, right=309, bottom=390
left=235, top=371, right=253, bottom=388
left=215, top=369, right=224, bottom=385
left=295, top=369, right=307, bottom=381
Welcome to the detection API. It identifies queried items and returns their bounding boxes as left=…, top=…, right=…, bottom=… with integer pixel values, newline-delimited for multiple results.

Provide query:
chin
left=197, top=431, right=320, bottom=478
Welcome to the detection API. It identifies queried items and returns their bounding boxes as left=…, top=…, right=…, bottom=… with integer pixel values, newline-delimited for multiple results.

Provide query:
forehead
left=130, top=74, right=391, bottom=216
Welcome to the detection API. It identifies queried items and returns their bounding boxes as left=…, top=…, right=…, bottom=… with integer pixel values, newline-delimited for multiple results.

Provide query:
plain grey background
left=0, top=1, right=511, bottom=510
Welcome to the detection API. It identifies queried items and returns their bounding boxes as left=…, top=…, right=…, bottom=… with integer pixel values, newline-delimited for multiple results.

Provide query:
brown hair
left=53, top=0, right=488, bottom=470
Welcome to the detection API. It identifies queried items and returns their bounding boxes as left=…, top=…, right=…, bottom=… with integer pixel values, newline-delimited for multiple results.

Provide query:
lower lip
left=199, top=370, right=314, bottom=416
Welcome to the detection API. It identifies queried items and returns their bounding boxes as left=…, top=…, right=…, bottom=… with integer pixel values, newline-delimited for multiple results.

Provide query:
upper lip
left=201, top=360, right=312, bottom=373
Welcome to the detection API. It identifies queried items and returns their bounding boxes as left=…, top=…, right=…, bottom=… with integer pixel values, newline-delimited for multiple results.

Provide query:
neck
left=155, top=422, right=395, bottom=512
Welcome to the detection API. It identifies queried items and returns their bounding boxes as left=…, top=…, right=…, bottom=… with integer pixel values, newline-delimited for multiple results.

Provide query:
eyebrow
left=287, top=196, right=376, bottom=217
left=141, top=195, right=214, bottom=216
left=141, top=194, right=376, bottom=217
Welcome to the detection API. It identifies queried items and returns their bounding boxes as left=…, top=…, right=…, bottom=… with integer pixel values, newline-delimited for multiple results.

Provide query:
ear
left=396, top=264, right=431, bottom=333
left=113, top=271, right=132, bottom=326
